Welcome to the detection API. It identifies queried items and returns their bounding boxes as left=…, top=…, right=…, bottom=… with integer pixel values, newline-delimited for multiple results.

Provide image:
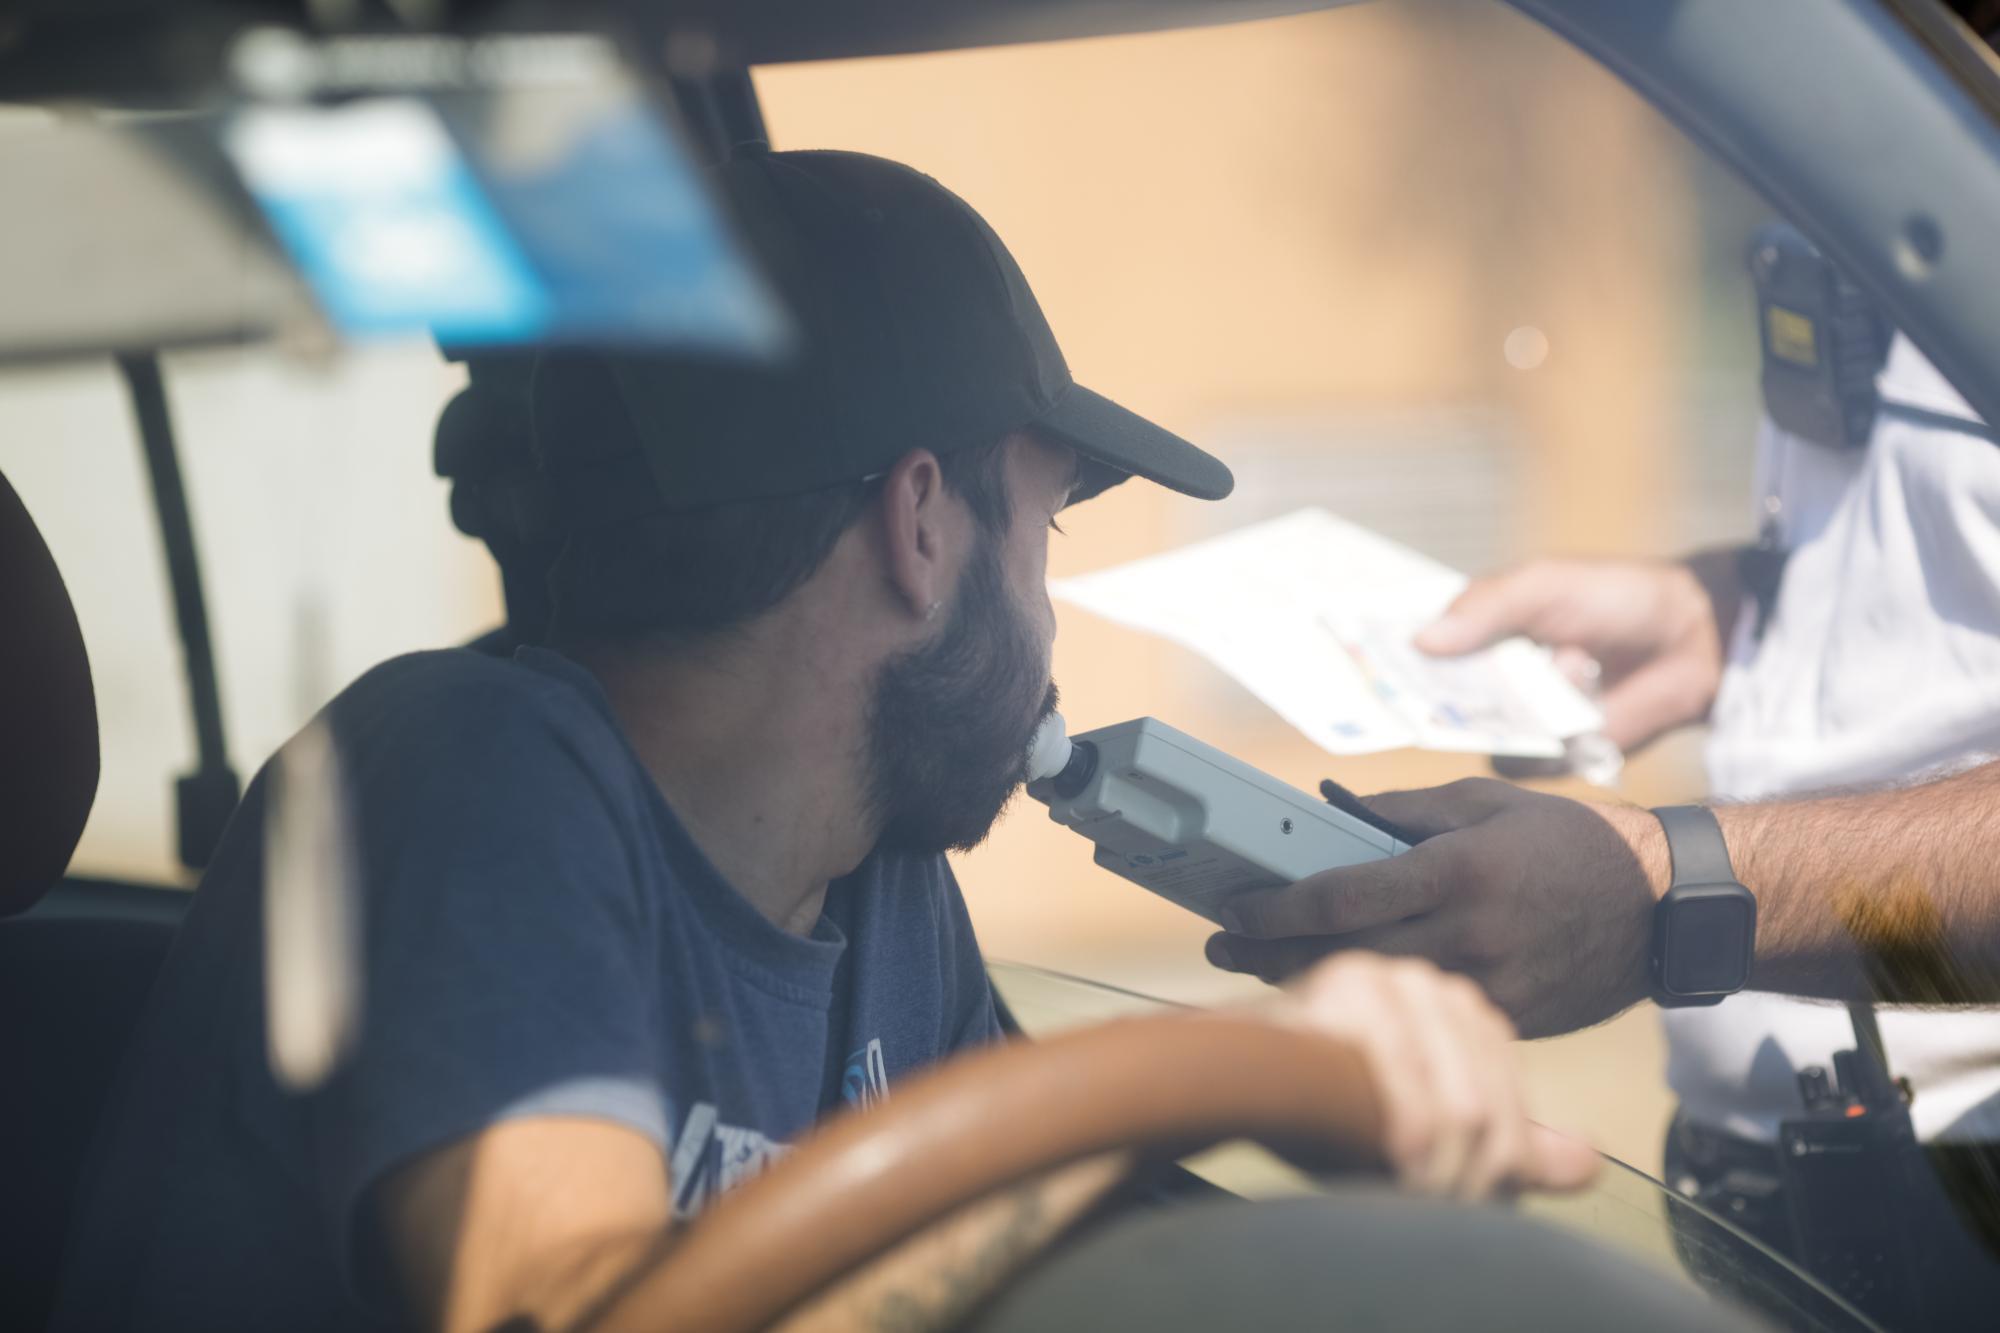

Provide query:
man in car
left=54, top=148, right=1595, bottom=1333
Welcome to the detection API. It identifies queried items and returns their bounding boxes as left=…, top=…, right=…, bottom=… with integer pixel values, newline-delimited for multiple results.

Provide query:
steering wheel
left=585, top=1011, right=1386, bottom=1333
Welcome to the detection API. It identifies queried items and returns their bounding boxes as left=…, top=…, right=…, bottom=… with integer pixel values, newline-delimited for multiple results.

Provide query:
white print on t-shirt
left=667, top=1038, right=891, bottom=1218
left=841, top=1039, right=889, bottom=1110
left=668, top=1101, right=788, bottom=1218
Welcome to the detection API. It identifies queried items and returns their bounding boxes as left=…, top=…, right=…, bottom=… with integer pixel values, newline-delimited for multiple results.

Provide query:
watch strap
left=1654, top=804, right=1733, bottom=885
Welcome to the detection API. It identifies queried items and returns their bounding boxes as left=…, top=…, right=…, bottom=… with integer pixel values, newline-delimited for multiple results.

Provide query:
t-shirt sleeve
left=302, top=671, right=664, bottom=1297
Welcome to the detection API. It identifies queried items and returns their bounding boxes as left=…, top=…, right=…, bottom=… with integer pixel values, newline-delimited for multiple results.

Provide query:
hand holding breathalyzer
left=1026, top=713, right=1663, bottom=1038
left=1208, top=779, right=1671, bottom=1040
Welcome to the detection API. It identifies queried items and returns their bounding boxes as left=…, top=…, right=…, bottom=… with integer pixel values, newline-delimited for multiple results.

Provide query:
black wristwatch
left=1649, top=805, right=1757, bottom=1007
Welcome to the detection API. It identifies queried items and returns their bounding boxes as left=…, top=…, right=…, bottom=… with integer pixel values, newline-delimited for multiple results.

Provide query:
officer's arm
left=1722, top=756, right=2000, bottom=1005
left=1210, top=761, right=2000, bottom=1036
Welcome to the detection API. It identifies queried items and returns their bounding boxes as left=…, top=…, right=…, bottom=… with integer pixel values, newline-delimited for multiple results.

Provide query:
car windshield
left=1, top=3, right=1943, bottom=1327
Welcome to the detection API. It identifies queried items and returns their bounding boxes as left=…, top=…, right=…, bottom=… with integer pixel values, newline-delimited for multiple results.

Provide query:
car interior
left=5, top=1, right=1999, bottom=1329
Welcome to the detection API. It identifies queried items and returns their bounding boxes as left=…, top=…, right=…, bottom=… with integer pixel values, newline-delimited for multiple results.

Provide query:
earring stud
left=925, top=601, right=941, bottom=622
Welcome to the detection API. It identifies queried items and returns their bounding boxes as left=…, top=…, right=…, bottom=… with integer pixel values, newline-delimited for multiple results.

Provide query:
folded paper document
left=1053, top=508, right=1605, bottom=762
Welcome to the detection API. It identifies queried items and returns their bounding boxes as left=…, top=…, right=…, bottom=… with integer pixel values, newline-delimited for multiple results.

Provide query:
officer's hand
left=1418, top=553, right=1739, bottom=760
left=1265, top=952, right=1599, bottom=1197
left=1209, top=779, right=1670, bottom=1038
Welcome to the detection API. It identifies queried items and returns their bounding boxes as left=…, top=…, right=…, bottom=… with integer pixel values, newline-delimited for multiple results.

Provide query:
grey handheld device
left=1024, top=714, right=1409, bottom=924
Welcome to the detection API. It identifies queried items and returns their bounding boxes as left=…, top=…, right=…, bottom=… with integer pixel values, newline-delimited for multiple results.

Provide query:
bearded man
left=55, top=149, right=1591, bottom=1333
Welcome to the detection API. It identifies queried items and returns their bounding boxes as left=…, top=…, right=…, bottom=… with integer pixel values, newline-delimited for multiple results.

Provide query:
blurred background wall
left=0, top=0, right=1775, bottom=1173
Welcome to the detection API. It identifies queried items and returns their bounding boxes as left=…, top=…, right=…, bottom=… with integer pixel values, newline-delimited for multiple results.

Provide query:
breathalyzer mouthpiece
left=1025, top=713, right=1072, bottom=783
left=1025, top=712, right=1098, bottom=799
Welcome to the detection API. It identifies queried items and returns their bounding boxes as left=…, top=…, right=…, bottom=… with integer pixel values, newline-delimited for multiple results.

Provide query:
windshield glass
left=12, top=3, right=1989, bottom=1327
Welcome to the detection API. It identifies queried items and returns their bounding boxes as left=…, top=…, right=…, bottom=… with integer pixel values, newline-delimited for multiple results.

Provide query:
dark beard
left=866, top=537, right=1059, bottom=855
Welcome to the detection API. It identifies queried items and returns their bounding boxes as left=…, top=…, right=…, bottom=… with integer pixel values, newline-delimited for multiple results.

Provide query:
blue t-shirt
left=53, top=647, right=1000, bottom=1331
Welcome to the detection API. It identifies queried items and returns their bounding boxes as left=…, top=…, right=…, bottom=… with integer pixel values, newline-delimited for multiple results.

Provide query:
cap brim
left=1032, top=384, right=1234, bottom=505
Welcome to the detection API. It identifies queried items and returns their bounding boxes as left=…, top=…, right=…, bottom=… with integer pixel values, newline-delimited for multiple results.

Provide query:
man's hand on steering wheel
left=1269, top=953, right=1599, bottom=1199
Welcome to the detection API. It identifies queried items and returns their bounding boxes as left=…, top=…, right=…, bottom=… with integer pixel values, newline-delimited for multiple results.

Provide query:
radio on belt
left=1024, top=714, right=1408, bottom=924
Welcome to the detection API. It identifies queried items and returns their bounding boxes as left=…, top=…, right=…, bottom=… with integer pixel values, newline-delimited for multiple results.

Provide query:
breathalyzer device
left=1024, top=713, right=1410, bottom=924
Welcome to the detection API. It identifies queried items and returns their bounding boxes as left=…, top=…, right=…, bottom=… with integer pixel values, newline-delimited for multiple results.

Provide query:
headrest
left=435, top=347, right=560, bottom=644
left=0, top=469, right=99, bottom=914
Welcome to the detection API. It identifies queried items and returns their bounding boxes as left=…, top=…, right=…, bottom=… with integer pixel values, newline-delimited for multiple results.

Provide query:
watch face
left=1662, top=888, right=1755, bottom=995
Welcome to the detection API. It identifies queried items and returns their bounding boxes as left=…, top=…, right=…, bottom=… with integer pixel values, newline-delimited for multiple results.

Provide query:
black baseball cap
left=530, top=147, right=1232, bottom=526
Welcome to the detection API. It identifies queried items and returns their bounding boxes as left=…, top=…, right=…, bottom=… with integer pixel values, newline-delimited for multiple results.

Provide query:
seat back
left=0, top=467, right=98, bottom=914
left=0, top=880, right=186, bottom=1331
left=0, top=464, right=177, bottom=1329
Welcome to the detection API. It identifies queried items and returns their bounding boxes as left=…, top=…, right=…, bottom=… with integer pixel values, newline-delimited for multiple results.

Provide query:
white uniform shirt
left=1663, top=335, right=2000, bottom=1145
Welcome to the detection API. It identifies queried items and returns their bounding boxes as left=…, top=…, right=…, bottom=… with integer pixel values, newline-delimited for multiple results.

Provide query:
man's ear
left=875, top=449, right=952, bottom=621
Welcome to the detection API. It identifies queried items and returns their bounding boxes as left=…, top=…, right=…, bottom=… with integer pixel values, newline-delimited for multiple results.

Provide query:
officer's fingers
left=1360, top=778, right=1520, bottom=841
left=1207, top=915, right=1453, bottom=984
left=1491, top=652, right=1597, bottom=778
left=1595, top=657, right=1718, bottom=753
left=1550, top=644, right=1603, bottom=693
left=1220, top=843, right=1457, bottom=939
left=1415, top=564, right=1570, bottom=657
left=1489, top=754, right=1572, bottom=780
left=1206, top=933, right=1332, bottom=983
